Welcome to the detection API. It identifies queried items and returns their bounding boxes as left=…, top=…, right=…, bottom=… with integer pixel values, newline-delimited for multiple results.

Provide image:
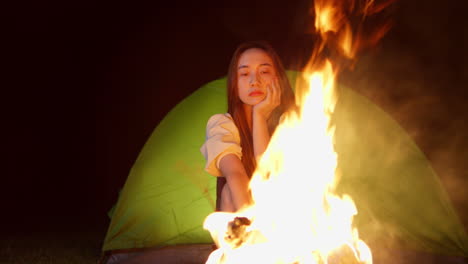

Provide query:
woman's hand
left=253, top=77, right=281, bottom=120
left=252, top=77, right=280, bottom=160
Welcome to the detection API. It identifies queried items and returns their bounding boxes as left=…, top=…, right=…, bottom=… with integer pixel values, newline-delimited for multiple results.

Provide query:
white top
left=200, top=113, right=242, bottom=176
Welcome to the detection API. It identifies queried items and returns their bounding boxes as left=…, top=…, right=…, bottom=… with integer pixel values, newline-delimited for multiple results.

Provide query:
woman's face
left=237, top=48, right=277, bottom=106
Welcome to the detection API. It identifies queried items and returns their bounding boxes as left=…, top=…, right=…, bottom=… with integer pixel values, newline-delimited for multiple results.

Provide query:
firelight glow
left=203, top=0, right=393, bottom=263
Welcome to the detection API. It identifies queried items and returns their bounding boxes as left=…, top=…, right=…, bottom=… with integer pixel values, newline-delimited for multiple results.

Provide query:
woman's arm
left=252, top=78, right=281, bottom=160
left=219, top=154, right=252, bottom=211
left=252, top=112, right=271, bottom=161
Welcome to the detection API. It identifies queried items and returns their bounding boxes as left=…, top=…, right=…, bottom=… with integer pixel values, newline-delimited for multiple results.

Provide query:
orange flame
left=310, top=0, right=394, bottom=64
left=203, top=1, right=394, bottom=263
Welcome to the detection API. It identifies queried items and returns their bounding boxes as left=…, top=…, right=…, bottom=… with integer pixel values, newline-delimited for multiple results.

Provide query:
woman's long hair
left=227, top=41, right=296, bottom=178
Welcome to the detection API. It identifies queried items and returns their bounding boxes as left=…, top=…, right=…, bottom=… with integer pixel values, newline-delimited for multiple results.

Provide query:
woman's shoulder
left=201, top=113, right=242, bottom=176
left=206, top=113, right=234, bottom=129
left=205, top=113, right=240, bottom=140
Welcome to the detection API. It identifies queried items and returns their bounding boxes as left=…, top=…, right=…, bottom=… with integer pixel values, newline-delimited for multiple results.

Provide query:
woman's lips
left=249, top=90, right=264, bottom=97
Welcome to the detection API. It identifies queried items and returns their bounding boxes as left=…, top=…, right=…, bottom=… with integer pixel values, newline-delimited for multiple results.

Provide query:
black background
left=5, top=0, right=468, bottom=236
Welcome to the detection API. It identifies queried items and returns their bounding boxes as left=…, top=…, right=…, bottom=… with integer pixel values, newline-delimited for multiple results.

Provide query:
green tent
left=102, top=72, right=468, bottom=257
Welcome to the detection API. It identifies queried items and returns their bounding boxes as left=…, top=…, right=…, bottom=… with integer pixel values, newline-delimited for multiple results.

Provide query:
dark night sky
left=5, top=0, right=468, bottom=234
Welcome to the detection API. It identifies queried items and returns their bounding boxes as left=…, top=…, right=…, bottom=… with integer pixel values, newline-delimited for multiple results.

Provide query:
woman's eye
left=240, top=72, right=248, bottom=76
left=261, top=71, right=270, bottom=74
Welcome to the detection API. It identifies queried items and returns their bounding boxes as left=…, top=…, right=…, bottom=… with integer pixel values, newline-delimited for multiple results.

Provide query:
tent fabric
left=102, top=72, right=468, bottom=257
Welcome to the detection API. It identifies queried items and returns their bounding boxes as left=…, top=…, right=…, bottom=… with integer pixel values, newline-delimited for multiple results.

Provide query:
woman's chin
left=247, top=97, right=265, bottom=106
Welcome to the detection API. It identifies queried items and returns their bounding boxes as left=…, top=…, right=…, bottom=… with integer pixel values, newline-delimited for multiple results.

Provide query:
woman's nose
left=250, top=73, right=260, bottom=87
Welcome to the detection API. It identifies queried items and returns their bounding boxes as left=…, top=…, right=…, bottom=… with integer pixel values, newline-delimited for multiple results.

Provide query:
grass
left=0, top=229, right=105, bottom=264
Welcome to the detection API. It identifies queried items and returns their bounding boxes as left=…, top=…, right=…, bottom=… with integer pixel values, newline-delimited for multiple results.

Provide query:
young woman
left=201, top=41, right=296, bottom=212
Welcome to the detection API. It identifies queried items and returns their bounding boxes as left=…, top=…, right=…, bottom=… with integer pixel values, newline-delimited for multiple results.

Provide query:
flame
left=203, top=1, right=394, bottom=263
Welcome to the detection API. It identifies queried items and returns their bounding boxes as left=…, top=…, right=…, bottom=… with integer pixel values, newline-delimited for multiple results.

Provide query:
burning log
left=224, top=217, right=252, bottom=248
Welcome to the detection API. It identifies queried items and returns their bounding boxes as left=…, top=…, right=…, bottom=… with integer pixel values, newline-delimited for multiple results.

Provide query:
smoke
left=336, top=0, right=468, bottom=241
left=278, top=0, right=468, bottom=260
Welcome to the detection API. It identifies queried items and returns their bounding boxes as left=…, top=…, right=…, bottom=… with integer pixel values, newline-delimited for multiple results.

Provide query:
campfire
left=204, top=1, right=393, bottom=263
